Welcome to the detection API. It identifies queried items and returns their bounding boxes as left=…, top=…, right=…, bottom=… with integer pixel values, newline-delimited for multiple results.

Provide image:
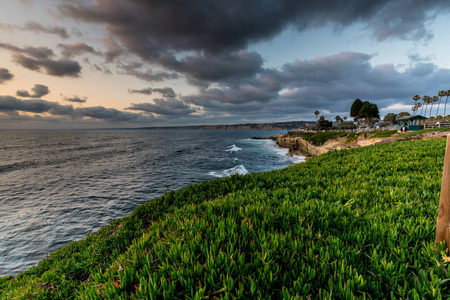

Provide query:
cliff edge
left=265, top=130, right=450, bottom=158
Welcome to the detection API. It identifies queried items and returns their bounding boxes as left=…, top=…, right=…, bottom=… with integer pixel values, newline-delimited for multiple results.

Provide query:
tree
left=316, top=116, right=332, bottom=130
left=437, top=91, right=445, bottom=117
left=412, top=95, right=420, bottom=115
left=335, top=115, right=343, bottom=125
left=445, top=90, right=450, bottom=117
left=383, top=113, right=397, bottom=124
left=314, top=111, right=320, bottom=121
left=420, top=98, right=425, bottom=115
left=343, top=116, right=347, bottom=121
left=336, top=122, right=357, bottom=129
left=350, top=99, right=364, bottom=120
left=412, top=103, right=421, bottom=115
left=398, top=111, right=410, bottom=118
left=358, top=101, right=380, bottom=126
left=422, top=95, right=431, bottom=116
left=430, top=96, right=439, bottom=117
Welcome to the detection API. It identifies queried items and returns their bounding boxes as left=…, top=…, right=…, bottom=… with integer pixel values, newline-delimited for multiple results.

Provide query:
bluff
left=261, top=129, right=450, bottom=158
left=275, top=135, right=323, bottom=157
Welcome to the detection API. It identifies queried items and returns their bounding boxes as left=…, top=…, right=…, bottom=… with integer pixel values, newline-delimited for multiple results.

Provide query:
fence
left=425, top=122, right=450, bottom=129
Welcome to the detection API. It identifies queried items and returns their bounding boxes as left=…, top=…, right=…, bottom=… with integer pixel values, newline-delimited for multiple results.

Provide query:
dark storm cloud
left=159, top=51, right=264, bottom=85
left=13, top=54, right=81, bottom=77
left=0, top=68, right=14, bottom=84
left=16, top=84, right=50, bottom=98
left=92, top=63, right=112, bottom=74
left=118, top=63, right=178, bottom=82
left=0, top=95, right=154, bottom=123
left=128, top=87, right=176, bottom=98
left=0, top=21, right=69, bottom=39
left=64, top=96, right=87, bottom=103
left=281, top=52, right=374, bottom=86
left=58, top=42, right=98, bottom=58
left=49, top=105, right=74, bottom=115
left=73, top=106, right=154, bottom=123
left=22, top=21, right=69, bottom=39
left=365, top=1, right=446, bottom=41
left=58, top=0, right=447, bottom=53
left=0, top=95, right=63, bottom=113
left=102, top=38, right=124, bottom=62
left=126, top=98, right=196, bottom=116
left=182, top=51, right=450, bottom=117
left=0, top=43, right=54, bottom=59
left=0, top=43, right=81, bottom=77
left=407, top=51, right=433, bottom=65
left=128, top=88, right=153, bottom=95
left=56, top=0, right=450, bottom=84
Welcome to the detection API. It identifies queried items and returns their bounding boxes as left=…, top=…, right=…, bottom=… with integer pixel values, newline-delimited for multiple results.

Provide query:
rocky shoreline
left=253, top=130, right=450, bottom=159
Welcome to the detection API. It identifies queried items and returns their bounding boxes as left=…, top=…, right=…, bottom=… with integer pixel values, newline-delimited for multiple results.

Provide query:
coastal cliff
left=258, top=130, right=450, bottom=158
left=275, top=135, right=323, bottom=157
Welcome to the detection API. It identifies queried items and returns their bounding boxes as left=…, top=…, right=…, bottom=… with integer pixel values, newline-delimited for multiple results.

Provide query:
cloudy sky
left=0, top=0, right=450, bottom=128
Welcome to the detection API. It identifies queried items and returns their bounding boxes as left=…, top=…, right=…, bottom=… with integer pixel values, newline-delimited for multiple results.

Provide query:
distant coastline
left=138, top=120, right=313, bottom=131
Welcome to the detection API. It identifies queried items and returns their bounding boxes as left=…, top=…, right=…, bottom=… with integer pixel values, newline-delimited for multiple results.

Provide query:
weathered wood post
left=436, top=134, right=450, bottom=251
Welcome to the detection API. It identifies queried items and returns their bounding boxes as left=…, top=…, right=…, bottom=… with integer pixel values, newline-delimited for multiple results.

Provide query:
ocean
left=0, top=129, right=304, bottom=276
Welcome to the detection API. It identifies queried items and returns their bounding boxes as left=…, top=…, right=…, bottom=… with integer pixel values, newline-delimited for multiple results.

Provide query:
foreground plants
left=2, top=138, right=450, bottom=299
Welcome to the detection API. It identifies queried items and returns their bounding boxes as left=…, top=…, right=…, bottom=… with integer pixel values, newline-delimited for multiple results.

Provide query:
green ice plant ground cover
left=2, top=138, right=450, bottom=299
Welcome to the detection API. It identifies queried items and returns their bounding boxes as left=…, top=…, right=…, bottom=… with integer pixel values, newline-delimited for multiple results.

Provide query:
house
left=397, top=115, right=428, bottom=131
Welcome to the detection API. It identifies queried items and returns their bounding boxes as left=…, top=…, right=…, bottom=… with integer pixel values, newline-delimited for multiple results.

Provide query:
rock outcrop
left=275, top=135, right=323, bottom=157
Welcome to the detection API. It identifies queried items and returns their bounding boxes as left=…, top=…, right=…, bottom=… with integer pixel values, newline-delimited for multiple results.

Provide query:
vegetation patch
left=287, top=131, right=348, bottom=146
left=2, top=138, right=450, bottom=298
left=345, top=132, right=362, bottom=143
left=370, top=130, right=398, bottom=138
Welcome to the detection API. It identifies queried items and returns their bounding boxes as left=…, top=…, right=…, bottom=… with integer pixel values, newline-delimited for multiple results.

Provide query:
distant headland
left=138, top=121, right=313, bottom=130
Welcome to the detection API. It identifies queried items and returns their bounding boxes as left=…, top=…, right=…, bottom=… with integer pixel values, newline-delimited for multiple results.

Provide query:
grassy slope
left=2, top=138, right=450, bottom=299
left=288, top=128, right=450, bottom=146
left=286, top=131, right=350, bottom=145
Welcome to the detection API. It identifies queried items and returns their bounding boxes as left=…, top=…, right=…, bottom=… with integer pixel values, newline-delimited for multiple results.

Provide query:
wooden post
left=436, top=134, right=450, bottom=251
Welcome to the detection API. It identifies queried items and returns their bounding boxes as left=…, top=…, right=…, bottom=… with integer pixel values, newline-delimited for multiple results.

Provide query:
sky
left=0, top=0, right=450, bottom=129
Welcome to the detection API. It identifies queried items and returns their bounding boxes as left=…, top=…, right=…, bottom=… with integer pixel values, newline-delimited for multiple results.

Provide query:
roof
left=397, top=115, right=428, bottom=121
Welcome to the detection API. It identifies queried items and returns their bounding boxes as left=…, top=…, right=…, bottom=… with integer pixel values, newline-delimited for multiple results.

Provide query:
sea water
left=0, top=129, right=304, bottom=276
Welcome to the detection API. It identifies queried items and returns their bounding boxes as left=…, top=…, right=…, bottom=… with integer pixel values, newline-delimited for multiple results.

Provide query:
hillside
left=1, top=138, right=450, bottom=298
left=273, top=128, right=450, bottom=157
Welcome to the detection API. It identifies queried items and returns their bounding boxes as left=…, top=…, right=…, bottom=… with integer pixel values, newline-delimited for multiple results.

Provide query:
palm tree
left=422, top=95, right=431, bottom=116
left=343, top=116, right=347, bottom=121
left=444, top=90, right=450, bottom=117
left=412, top=95, right=420, bottom=115
left=430, top=96, right=439, bottom=117
left=420, top=97, right=425, bottom=115
left=314, top=111, right=320, bottom=121
left=416, top=103, right=422, bottom=114
left=437, top=91, right=445, bottom=117
left=335, top=115, right=342, bottom=125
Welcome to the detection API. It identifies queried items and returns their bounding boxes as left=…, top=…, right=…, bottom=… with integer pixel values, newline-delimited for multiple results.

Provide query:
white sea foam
left=262, top=139, right=306, bottom=164
left=208, top=164, right=249, bottom=177
left=225, top=144, right=242, bottom=152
